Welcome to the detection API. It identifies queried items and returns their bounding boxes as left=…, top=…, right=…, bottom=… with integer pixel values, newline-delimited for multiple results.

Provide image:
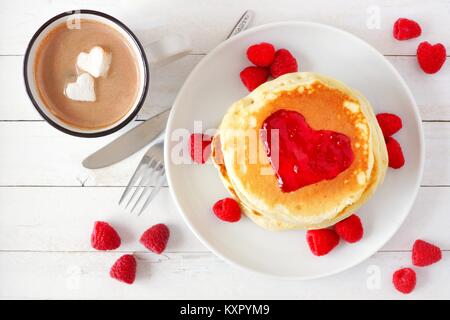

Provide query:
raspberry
left=306, top=229, right=340, bottom=256
left=412, top=239, right=442, bottom=267
left=240, top=66, right=269, bottom=91
left=393, top=18, right=422, bottom=40
left=269, top=49, right=298, bottom=78
left=247, top=42, right=276, bottom=67
left=140, top=224, right=170, bottom=254
left=392, top=268, right=416, bottom=294
left=385, top=137, right=405, bottom=169
left=189, top=133, right=212, bottom=164
left=376, top=113, right=403, bottom=137
left=91, top=221, right=121, bottom=251
left=110, top=254, right=136, bottom=285
left=417, top=41, right=447, bottom=74
left=334, top=214, right=364, bottom=243
left=212, top=198, right=241, bottom=222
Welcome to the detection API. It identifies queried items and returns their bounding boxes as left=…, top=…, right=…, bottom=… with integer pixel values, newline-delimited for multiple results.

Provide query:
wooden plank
left=422, top=123, right=450, bottom=186
left=0, top=121, right=446, bottom=186
left=0, top=250, right=448, bottom=299
left=0, top=186, right=448, bottom=252
left=0, top=186, right=206, bottom=252
left=1, top=0, right=450, bottom=56
left=0, top=120, right=147, bottom=187
left=2, top=55, right=450, bottom=121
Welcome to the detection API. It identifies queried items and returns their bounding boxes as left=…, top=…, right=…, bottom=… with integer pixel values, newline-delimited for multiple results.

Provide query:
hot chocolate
left=34, top=19, right=140, bottom=130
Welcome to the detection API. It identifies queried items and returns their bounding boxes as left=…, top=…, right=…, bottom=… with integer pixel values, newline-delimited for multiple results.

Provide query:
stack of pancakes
left=212, top=72, right=388, bottom=230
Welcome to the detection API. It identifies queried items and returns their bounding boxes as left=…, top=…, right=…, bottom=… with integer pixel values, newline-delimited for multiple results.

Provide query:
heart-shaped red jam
left=261, top=109, right=354, bottom=192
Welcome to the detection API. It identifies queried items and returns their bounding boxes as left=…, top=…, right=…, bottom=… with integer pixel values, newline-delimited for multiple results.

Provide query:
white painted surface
left=0, top=0, right=449, bottom=299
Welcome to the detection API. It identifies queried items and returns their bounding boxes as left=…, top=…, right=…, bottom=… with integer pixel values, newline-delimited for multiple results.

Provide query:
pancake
left=212, top=72, right=388, bottom=230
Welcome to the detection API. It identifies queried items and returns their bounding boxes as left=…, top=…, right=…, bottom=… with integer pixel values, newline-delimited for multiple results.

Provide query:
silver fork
left=118, top=10, right=253, bottom=215
left=119, top=141, right=165, bottom=215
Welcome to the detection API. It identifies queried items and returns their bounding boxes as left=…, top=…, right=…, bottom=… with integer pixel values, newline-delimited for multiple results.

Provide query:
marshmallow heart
left=65, top=73, right=96, bottom=102
left=76, top=46, right=112, bottom=78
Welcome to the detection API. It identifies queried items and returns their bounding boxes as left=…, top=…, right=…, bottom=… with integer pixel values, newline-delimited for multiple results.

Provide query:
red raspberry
left=189, top=133, right=212, bottom=164
left=393, top=18, right=422, bottom=40
left=412, top=239, right=442, bottom=267
left=110, top=254, right=137, bottom=285
left=212, top=198, right=241, bottom=222
left=140, top=223, right=170, bottom=254
left=376, top=113, right=403, bottom=137
left=392, top=268, right=416, bottom=294
left=334, top=214, right=364, bottom=243
left=270, top=49, right=298, bottom=78
left=91, top=221, right=121, bottom=251
left=247, top=42, right=276, bottom=67
left=417, top=41, right=447, bottom=74
left=306, top=229, right=340, bottom=256
left=385, top=137, right=405, bottom=169
left=240, top=66, right=269, bottom=91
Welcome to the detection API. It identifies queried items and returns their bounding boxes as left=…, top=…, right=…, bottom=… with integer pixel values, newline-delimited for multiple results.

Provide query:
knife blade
left=82, top=10, right=254, bottom=169
left=82, top=109, right=170, bottom=169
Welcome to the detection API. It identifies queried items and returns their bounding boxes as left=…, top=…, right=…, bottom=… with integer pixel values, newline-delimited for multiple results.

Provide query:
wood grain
left=0, top=121, right=447, bottom=186
left=0, top=0, right=449, bottom=299
left=0, top=251, right=448, bottom=299
left=0, top=186, right=449, bottom=252
left=2, top=55, right=450, bottom=121
left=1, top=0, right=450, bottom=56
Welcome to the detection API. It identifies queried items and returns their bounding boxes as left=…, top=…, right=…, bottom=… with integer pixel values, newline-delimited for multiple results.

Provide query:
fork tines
left=119, top=155, right=165, bottom=215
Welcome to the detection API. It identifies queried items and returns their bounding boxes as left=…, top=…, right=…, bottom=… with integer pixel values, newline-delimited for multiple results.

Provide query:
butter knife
left=82, top=10, right=254, bottom=169
left=82, top=109, right=170, bottom=169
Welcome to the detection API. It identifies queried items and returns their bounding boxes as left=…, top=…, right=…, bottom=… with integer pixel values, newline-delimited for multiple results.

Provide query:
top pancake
left=214, top=72, right=387, bottom=230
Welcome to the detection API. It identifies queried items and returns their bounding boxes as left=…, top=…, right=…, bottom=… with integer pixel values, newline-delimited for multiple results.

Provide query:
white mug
left=23, top=9, right=191, bottom=137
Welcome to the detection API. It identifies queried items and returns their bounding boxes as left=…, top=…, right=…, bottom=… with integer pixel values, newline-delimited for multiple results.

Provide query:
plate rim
left=164, top=20, right=425, bottom=280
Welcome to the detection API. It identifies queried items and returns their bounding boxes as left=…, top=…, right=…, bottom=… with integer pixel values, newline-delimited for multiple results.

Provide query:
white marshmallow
left=76, top=46, right=112, bottom=78
left=65, top=73, right=96, bottom=102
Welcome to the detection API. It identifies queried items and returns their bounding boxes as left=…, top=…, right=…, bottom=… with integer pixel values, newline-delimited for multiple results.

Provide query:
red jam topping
left=261, top=109, right=354, bottom=192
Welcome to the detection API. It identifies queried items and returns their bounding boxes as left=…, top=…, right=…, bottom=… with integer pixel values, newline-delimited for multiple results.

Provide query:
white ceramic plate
left=164, top=21, right=424, bottom=279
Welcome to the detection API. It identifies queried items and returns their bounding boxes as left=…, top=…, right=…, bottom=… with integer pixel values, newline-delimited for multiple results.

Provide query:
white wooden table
left=0, top=0, right=449, bottom=300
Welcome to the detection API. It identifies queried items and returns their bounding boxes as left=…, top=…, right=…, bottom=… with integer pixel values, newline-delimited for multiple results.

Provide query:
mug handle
left=145, top=34, right=192, bottom=66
